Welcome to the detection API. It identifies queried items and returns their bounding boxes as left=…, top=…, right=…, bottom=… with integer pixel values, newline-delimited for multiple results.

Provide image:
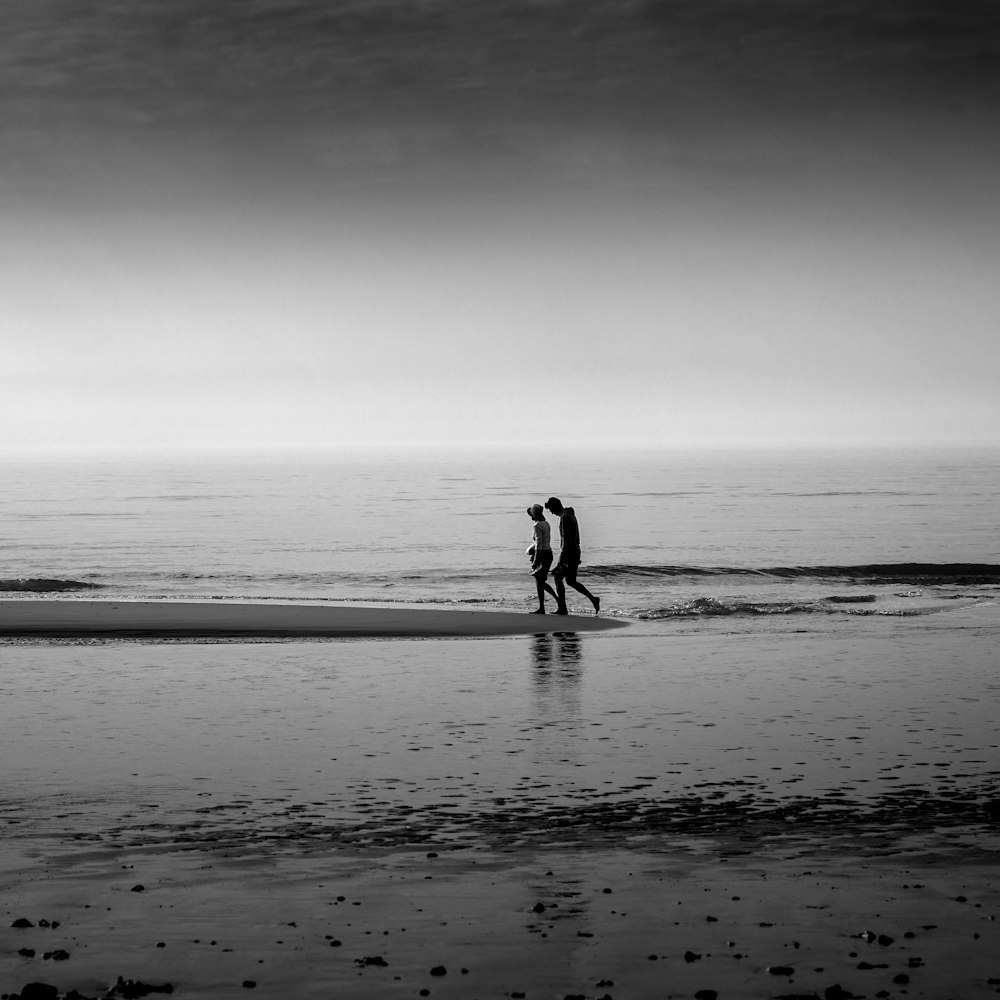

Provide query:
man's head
left=544, top=497, right=564, bottom=515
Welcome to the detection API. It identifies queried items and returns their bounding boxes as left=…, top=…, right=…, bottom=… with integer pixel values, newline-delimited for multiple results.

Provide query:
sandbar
left=0, top=599, right=626, bottom=639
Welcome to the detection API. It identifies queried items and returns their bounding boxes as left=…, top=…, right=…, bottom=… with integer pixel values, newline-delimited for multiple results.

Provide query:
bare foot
left=530, top=608, right=546, bottom=615
left=555, top=607, right=569, bottom=616
left=592, top=596, right=601, bottom=615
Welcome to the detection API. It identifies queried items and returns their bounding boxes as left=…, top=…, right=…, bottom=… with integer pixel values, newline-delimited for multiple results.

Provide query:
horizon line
left=2, top=441, right=998, bottom=461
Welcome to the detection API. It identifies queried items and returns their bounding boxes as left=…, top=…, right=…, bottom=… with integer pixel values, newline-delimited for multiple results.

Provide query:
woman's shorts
left=531, top=549, right=554, bottom=578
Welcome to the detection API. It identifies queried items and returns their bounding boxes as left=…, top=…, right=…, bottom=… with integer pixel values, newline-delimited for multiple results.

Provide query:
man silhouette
left=544, top=497, right=600, bottom=616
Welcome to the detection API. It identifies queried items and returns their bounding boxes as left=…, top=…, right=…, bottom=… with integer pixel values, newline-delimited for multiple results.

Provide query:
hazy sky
left=3, top=0, right=999, bottom=454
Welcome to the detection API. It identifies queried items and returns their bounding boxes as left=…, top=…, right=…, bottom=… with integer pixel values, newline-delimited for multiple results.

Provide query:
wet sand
left=2, top=838, right=996, bottom=1000
left=0, top=599, right=624, bottom=639
left=1, top=608, right=998, bottom=999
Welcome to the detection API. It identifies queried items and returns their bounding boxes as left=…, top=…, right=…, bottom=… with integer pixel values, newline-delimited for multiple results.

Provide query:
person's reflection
left=553, top=631, right=581, bottom=667
left=531, top=631, right=582, bottom=670
left=531, top=631, right=583, bottom=723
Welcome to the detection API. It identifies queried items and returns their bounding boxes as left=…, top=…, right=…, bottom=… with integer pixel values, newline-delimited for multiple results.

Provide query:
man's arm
left=562, top=513, right=581, bottom=556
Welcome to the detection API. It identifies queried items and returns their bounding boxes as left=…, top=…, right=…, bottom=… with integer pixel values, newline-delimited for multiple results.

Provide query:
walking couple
left=525, top=497, right=600, bottom=616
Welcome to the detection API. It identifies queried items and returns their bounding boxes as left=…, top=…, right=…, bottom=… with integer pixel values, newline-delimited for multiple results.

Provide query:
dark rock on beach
left=11, top=985, right=60, bottom=1000
left=824, top=987, right=861, bottom=1000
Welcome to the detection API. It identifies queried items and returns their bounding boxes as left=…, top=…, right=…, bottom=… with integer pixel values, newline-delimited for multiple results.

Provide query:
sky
left=2, top=0, right=999, bottom=454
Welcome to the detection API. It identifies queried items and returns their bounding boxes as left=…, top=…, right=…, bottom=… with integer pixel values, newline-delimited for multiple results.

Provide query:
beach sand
left=0, top=600, right=625, bottom=639
left=1, top=605, right=998, bottom=999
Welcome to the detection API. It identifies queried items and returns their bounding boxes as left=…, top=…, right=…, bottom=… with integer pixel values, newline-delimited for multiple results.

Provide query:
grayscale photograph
left=2, top=2, right=998, bottom=998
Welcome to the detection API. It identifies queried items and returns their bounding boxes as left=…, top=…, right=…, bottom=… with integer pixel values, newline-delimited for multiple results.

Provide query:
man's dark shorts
left=553, top=558, right=581, bottom=584
left=531, top=549, right=554, bottom=579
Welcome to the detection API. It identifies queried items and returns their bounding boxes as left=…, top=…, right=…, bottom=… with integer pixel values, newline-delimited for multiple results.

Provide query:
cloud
left=3, top=0, right=998, bottom=200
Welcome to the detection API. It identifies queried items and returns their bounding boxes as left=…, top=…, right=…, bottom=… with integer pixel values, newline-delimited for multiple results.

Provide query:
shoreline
left=0, top=599, right=627, bottom=639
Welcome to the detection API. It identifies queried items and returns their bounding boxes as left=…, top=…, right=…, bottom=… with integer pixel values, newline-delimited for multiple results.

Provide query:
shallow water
left=3, top=603, right=997, bottom=859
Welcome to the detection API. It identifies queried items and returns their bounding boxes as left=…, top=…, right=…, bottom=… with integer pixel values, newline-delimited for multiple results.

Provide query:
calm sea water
left=2, top=446, right=999, bottom=621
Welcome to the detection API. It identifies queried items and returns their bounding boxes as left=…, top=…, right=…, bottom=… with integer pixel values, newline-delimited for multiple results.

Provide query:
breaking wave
left=592, top=563, right=1000, bottom=585
left=0, top=578, right=102, bottom=593
left=635, top=595, right=974, bottom=620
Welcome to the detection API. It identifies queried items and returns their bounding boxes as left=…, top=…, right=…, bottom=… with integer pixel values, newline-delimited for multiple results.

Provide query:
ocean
left=3, top=446, right=999, bottom=620
left=2, top=448, right=1000, bottom=999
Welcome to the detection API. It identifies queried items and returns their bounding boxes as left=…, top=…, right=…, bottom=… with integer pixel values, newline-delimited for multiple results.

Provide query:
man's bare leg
left=553, top=572, right=569, bottom=615
left=568, top=579, right=600, bottom=613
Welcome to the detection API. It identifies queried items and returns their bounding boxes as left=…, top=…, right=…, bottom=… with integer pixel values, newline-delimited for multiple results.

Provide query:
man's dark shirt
left=558, top=507, right=581, bottom=563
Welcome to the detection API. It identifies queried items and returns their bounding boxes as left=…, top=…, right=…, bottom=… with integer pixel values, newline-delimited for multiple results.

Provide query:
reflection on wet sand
left=531, top=632, right=583, bottom=706
left=529, top=632, right=585, bottom=769
left=531, top=631, right=582, bottom=669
